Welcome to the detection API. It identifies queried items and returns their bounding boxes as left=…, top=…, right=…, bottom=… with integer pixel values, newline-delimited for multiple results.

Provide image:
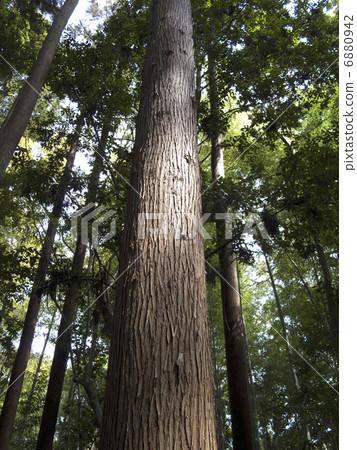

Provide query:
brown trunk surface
left=99, top=1, right=217, bottom=448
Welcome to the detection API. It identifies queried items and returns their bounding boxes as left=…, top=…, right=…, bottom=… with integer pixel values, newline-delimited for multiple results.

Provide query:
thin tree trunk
left=237, top=265, right=260, bottom=449
left=97, top=289, right=113, bottom=337
left=313, top=237, right=338, bottom=343
left=80, top=378, right=102, bottom=428
left=36, top=124, right=109, bottom=449
left=284, top=250, right=331, bottom=336
left=217, top=242, right=257, bottom=450
left=94, top=252, right=114, bottom=337
left=263, top=249, right=312, bottom=445
left=16, top=307, right=57, bottom=445
left=78, top=307, right=102, bottom=428
left=242, top=315, right=260, bottom=448
left=0, top=117, right=83, bottom=449
left=208, top=284, right=226, bottom=450
left=99, top=1, right=217, bottom=447
left=58, top=378, right=74, bottom=450
left=0, top=0, right=79, bottom=182
left=208, top=39, right=256, bottom=449
left=77, top=383, right=83, bottom=450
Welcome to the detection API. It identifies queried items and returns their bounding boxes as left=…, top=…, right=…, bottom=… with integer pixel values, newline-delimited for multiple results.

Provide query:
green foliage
left=0, top=0, right=58, bottom=80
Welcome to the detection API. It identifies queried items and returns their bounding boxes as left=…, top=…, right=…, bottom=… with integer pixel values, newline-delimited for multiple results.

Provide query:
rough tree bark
left=208, top=43, right=256, bottom=449
left=0, top=117, right=83, bottom=449
left=36, top=124, right=110, bottom=449
left=99, top=1, right=217, bottom=448
left=0, top=0, right=79, bottom=182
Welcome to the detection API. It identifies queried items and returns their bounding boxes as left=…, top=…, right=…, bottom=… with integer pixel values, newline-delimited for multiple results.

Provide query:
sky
left=67, top=0, right=108, bottom=30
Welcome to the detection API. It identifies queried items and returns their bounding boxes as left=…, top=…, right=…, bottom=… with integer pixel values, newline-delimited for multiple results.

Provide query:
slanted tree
left=99, top=0, right=217, bottom=448
left=0, top=0, right=79, bottom=182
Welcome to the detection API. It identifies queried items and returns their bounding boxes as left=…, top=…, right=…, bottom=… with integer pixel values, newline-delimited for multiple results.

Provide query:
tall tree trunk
left=0, top=117, right=83, bottom=449
left=76, top=383, right=83, bottom=450
left=99, top=1, right=217, bottom=448
left=77, top=306, right=102, bottom=428
left=208, top=284, right=226, bottom=450
left=313, top=237, right=338, bottom=343
left=284, top=250, right=331, bottom=336
left=36, top=124, right=109, bottom=449
left=58, top=378, right=74, bottom=450
left=263, top=248, right=312, bottom=445
left=208, top=42, right=256, bottom=449
left=16, top=307, right=57, bottom=445
left=237, top=266, right=260, bottom=449
left=0, top=0, right=79, bottom=182
left=217, top=243, right=257, bottom=449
